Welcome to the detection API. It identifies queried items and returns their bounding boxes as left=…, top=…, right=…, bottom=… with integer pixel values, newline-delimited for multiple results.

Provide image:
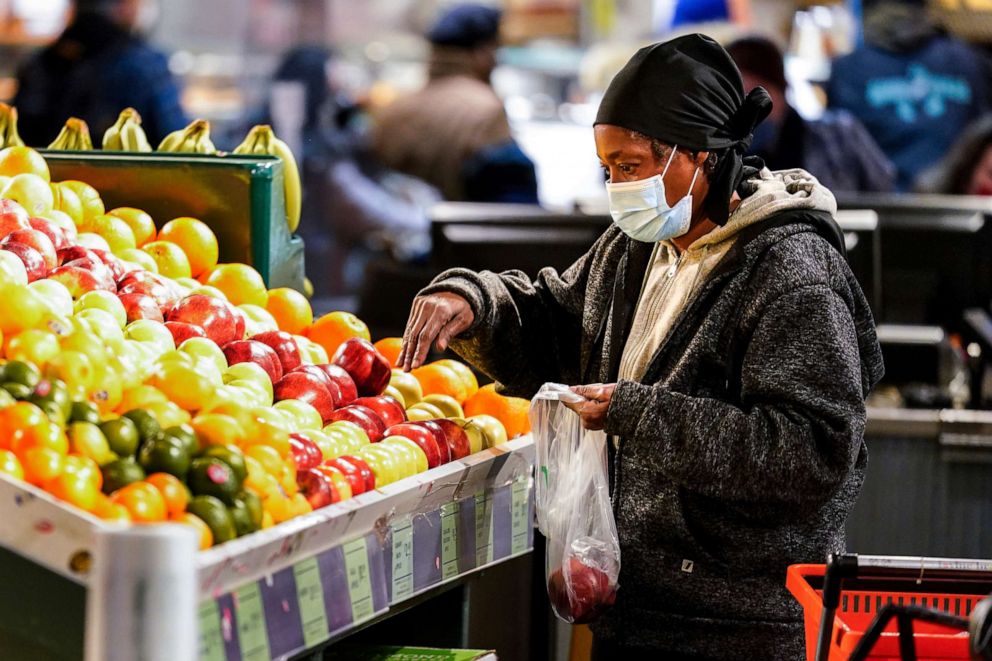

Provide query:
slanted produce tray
left=39, top=150, right=304, bottom=291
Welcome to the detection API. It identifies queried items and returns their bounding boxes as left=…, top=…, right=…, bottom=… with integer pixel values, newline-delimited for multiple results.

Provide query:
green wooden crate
left=40, top=150, right=304, bottom=291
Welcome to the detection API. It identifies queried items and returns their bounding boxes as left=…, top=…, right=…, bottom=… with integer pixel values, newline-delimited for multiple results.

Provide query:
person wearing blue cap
left=371, top=3, right=538, bottom=204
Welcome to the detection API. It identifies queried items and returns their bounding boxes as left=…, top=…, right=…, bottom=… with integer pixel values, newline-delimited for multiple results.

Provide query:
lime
left=122, top=409, right=162, bottom=443
left=187, top=495, right=236, bottom=544
left=200, top=444, right=247, bottom=485
left=100, top=458, right=145, bottom=494
left=235, top=490, right=263, bottom=530
left=227, top=498, right=254, bottom=537
left=187, top=457, right=239, bottom=505
left=162, top=424, right=198, bottom=456
left=137, top=436, right=191, bottom=479
left=4, top=360, right=40, bottom=388
left=3, top=382, right=31, bottom=400
left=69, top=400, right=101, bottom=425
left=100, top=417, right=140, bottom=458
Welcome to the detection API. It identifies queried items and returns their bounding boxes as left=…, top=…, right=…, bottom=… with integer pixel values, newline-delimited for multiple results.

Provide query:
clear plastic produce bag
left=531, top=383, right=620, bottom=624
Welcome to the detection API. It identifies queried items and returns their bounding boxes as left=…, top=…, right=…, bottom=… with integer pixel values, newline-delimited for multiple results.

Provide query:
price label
left=343, top=537, right=374, bottom=624
left=391, top=515, right=414, bottom=602
left=441, top=501, right=460, bottom=579
left=235, top=582, right=271, bottom=661
left=511, top=479, right=530, bottom=555
left=197, top=599, right=226, bottom=661
left=474, top=491, right=494, bottom=567
left=293, top=557, right=329, bottom=648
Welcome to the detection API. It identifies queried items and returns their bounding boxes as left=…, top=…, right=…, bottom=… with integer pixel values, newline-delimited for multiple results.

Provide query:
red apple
left=3, top=242, right=47, bottom=281
left=164, top=321, right=205, bottom=344
left=290, top=365, right=342, bottom=408
left=326, top=405, right=386, bottom=443
left=0, top=199, right=30, bottom=239
left=289, top=433, right=323, bottom=472
left=332, top=338, right=391, bottom=397
left=57, top=245, right=99, bottom=267
left=166, top=295, right=240, bottom=346
left=430, top=418, right=471, bottom=461
left=119, top=292, right=165, bottom=323
left=251, top=330, right=302, bottom=374
left=410, top=420, right=451, bottom=464
left=297, top=468, right=339, bottom=509
left=328, top=455, right=375, bottom=493
left=274, top=372, right=336, bottom=423
left=89, top=248, right=128, bottom=282
left=316, top=364, right=358, bottom=406
left=2, top=229, right=56, bottom=270
left=547, top=556, right=617, bottom=624
left=28, top=217, right=67, bottom=250
left=231, top=306, right=247, bottom=341
left=354, top=396, right=406, bottom=428
left=62, top=256, right=115, bottom=291
left=222, top=340, right=283, bottom=383
left=384, top=423, right=443, bottom=468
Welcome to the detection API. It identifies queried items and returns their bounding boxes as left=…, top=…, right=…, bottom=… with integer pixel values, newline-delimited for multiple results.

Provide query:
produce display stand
left=0, top=436, right=535, bottom=661
left=39, top=150, right=305, bottom=291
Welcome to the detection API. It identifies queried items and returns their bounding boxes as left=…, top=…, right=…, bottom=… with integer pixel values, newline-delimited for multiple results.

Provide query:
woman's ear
left=694, top=150, right=710, bottom=168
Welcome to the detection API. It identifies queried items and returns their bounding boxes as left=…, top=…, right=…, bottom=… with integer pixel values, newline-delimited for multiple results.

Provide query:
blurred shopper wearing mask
left=727, top=35, right=895, bottom=193
left=15, top=0, right=186, bottom=146
left=400, top=35, right=882, bottom=659
left=372, top=3, right=538, bottom=204
left=826, top=0, right=989, bottom=191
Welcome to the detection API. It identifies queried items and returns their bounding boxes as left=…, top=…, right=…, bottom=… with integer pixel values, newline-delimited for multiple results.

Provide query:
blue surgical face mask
left=605, top=145, right=700, bottom=243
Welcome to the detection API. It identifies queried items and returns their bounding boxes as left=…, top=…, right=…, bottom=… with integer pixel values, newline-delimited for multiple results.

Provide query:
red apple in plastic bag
left=547, top=556, right=617, bottom=624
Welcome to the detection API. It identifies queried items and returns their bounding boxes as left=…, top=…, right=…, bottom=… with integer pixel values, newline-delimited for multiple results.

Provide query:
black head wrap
left=595, top=34, right=772, bottom=225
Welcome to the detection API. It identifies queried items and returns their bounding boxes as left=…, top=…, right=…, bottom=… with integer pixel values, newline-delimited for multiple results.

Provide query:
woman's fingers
left=435, top=306, right=473, bottom=352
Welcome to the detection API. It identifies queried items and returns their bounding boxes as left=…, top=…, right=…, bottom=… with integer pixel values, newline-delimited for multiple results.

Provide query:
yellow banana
left=157, top=119, right=216, bottom=154
left=102, top=108, right=151, bottom=152
left=49, top=117, right=94, bottom=150
left=0, top=103, right=25, bottom=149
left=233, top=124, right=302, bottom=232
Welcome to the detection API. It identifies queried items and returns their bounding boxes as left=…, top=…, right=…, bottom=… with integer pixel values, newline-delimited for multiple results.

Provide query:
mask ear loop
left=686, top=166, right=700, bottom=196
left=660, top=144, right=679, bottom=179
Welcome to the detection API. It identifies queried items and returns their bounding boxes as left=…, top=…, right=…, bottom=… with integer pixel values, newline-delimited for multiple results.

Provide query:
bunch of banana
left=102, top=108, right=151, bottom=152
left=49, top=117, right=94, bottom=150
left=0, top=103, right=25, bottom=149
left=233, top=124, right=301, bottom=232
left=157, top=119, right=216, bottom=154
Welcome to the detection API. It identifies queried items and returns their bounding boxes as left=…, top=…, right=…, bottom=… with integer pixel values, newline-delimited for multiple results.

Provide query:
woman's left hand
left=564, top=383, right=616, bottom=431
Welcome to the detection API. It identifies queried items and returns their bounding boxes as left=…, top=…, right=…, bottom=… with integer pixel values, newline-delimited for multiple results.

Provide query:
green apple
left=124, top=319, right=175, bottom=355
left=468, top=414, right=508, bottom=448
left=29, top=279, right=72, bottom=316
left=179, top=337, right=227, bottom=374
left=238, top=304, right=278, bottom=334
left=451, top=418, right=485, bottom=455
left=382, top=385, right=407, bottom=409
left=390, top=369, right=423, bottom=407
left=357, top=445, right=400, bottom=486
left=75, top=290, right=127, bottom=328
left=323, top=420, right=370, bottom=452
left=293, top=429, right=342, bottom=461
left=381, top=436, right=428, bottom=474
left=226, top=379, right=270, bottom=407
left=406, top=402, right=444, bottom=421
left=223, top=361, right=273, bottom=400
left=174, top=277, right=200, bottom=290
left=274, top=399, right=322, bottom=431
left=76, top=308, right=125, bottom=345
left=422, top=394, right=464, bottom=419
left=205, top=384, right=246, bottom=411
left=187, top=285, right=228, bottom=301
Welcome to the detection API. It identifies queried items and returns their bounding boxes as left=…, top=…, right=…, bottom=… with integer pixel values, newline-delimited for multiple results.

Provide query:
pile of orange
left=464, top=384, right=531, bottom=438
left=306, top=311, right=370, bottom=359
left=410, top=358, right=479, bottom=404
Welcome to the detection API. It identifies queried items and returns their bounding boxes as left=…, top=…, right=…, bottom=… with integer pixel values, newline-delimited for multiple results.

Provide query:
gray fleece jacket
left=420, top=171, right=884, bottom=659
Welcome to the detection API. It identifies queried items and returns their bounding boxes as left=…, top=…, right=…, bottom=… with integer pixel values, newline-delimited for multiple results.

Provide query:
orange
left=411, top=362, right=469, bottom=404
left=117, top=248, right=158, bottom=273
left=107, top=208, right=156, bottom=247
left=202, top=263, right=267, bottom=307
left=0, top=448, right=23, bottom=480
left=435, top=359, right=479, bottom=400
left=50, top=184, right=84, bottom=226
left=1, top=402, right=64, bottom=454
left=146, top=472, right=189, bottom=516
left=142, top=240, right=191, bottom=279
left=265, top=287, right=312, bottom=335
left=58, top=180, right=105, bottom=225
left=373, top=337, right=403, bottom=367
left=92, top=492, right=132, bottom=522
left=20, top=446, right=64, bottom=486
left=463, top=384, right=531, bottom=438
left=191, top=413, right=244, bottom=449
left=88, top=213, right=137, bottom=253
left=171, top=511, right=213, bottom=550
left=306, top=311, right=370, bottom=359
left=110, top=482, right=167, bottom=523
left=0, top=147, right=50, bottom=181
left=156, top=217, right=218, bottom=277
left=47, top=467, right=100, bottom=511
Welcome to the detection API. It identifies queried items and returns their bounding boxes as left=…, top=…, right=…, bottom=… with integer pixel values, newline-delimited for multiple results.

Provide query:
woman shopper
left=400, top=34, right=883, bottom=660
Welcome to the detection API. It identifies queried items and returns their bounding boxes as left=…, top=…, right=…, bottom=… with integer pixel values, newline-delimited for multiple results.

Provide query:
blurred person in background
left=826, top=0, right=989, bottom=190
left=372, top=3, right=538, bottom=204
left=260, top=46, right=437, bottom=299
left=727, top=35, right=895, bottom=193
left=915, top=115, right=992, bottom=195
left=14, top=0, right=186, bottom=146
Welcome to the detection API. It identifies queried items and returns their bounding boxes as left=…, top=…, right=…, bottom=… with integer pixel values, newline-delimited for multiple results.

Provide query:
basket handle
left=815, top=553, right=859, bottom=661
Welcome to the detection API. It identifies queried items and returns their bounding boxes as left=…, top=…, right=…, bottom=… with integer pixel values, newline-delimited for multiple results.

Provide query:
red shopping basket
left=786, top=554, right=992, bottom=661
